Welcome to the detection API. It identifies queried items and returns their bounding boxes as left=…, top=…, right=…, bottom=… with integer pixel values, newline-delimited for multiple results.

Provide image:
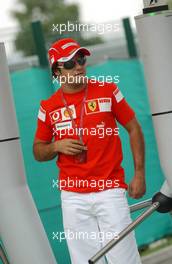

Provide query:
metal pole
left=130, top=198, right=152, bottom=212
left=88, top=202, right=159, bottom=264
left=31, top=20, right=48, bottom=67
left=122, top=17, right=138, bottom=58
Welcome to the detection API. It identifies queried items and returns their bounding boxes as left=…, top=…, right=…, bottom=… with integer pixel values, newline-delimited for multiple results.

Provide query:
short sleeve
left=34, top=101, right=53, bottom=142
left=110, top=83, right=135, bottom=126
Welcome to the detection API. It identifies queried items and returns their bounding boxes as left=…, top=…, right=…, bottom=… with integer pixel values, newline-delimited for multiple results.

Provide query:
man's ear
left=54, top=68, right=61, bottom=78
left=52, top=62, right=61, bottom=79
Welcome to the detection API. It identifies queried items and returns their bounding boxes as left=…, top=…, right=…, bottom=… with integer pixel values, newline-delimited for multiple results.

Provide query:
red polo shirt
left=35, top=80, right=135, bottom=193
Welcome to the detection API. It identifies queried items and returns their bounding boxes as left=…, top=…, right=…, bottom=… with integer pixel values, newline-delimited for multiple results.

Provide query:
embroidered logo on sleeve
left=49, top=104, right=76, bottom=124
left=113, top=88, right=124, bottom=103
left=38, top=106, right=46, bottom=122
left=85, top=98, right=111, bottom=115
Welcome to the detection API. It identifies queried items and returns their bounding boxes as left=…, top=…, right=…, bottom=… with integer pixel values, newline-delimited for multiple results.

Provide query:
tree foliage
left=11, top=0, right=103, bottom=56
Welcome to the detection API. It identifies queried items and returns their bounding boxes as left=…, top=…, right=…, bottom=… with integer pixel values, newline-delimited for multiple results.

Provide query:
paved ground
left=141, top=245, right=172, bottom=264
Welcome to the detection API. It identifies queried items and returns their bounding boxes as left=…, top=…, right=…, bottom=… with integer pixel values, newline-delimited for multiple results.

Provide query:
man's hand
left=55, top=139, right=87, bottom=155
left=33, top=138, right=87, bottom=161
left=128, top=170, right=146, bottom=199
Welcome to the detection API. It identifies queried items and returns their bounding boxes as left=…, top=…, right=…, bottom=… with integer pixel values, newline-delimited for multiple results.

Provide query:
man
left=33, top=38, right=146, bottom=264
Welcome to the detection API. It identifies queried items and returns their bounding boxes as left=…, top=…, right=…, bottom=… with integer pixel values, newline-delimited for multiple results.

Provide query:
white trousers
left=61, top=188, right=142, bottom=264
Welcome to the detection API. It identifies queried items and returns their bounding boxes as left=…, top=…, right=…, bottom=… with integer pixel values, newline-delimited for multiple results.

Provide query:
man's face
left=57, top=52, right=87, bottom=86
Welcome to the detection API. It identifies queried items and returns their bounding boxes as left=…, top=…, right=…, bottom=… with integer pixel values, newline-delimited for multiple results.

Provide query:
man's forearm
left=33, top=141, right=58, bottom=162
left=129, top=124, right=145, bottom=173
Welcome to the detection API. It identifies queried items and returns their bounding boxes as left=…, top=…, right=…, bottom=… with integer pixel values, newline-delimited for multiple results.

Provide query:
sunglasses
left=58, top=55, right=86, bottom=70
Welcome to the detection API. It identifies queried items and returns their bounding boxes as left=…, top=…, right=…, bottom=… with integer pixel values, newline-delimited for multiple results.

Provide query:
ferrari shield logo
left=88, top=101, right=97, bottom=112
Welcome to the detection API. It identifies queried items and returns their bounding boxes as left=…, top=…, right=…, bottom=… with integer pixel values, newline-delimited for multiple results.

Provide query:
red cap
left=48, top=38, right=91, bottom=66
